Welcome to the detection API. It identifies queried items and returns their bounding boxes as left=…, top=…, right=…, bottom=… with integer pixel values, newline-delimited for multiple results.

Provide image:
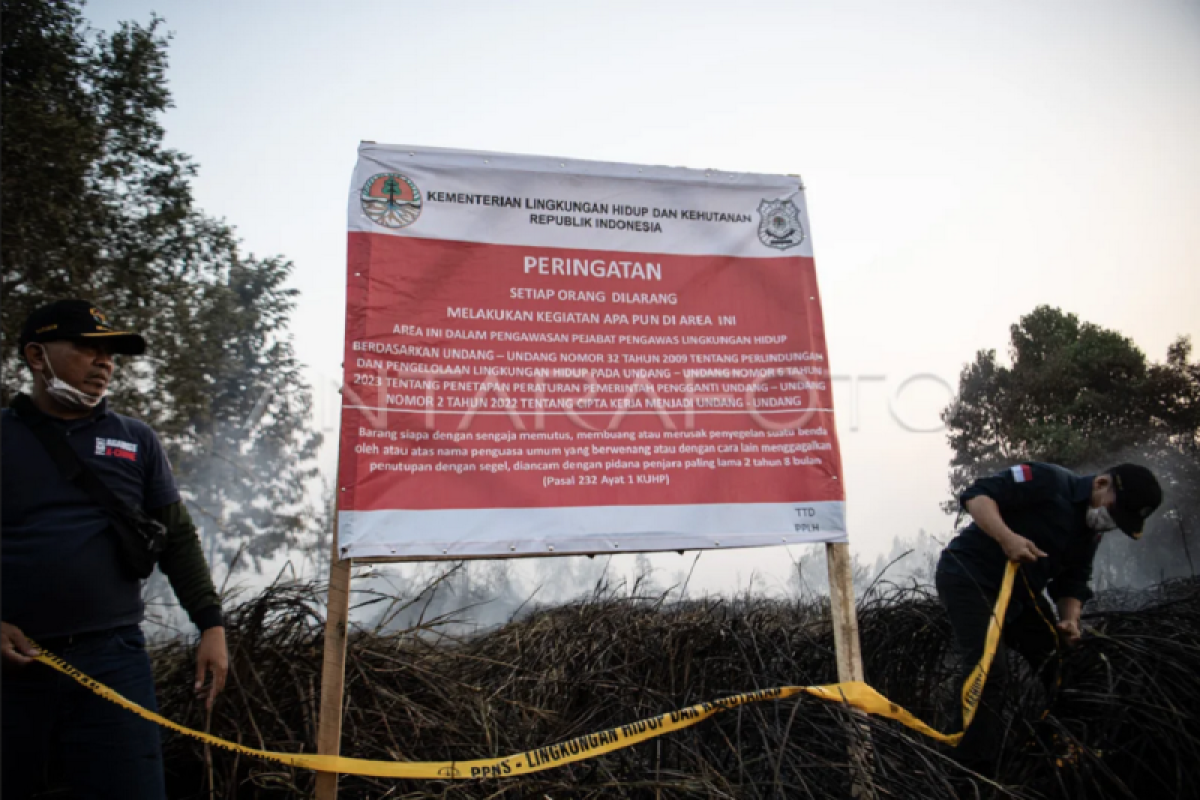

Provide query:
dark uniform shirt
left=2, top=397, right=179, bottom=638
left=941, top=462, right=1100, bottom=605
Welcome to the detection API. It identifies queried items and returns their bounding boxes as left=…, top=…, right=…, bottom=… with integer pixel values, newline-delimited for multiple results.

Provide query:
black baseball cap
left=1107, top=463, right=1162, bottom=539
left=18, top=300, right=146, bottom=356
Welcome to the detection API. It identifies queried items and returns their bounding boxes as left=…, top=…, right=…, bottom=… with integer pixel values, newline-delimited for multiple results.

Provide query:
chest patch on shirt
left=95, top=437, right=138, bottom=461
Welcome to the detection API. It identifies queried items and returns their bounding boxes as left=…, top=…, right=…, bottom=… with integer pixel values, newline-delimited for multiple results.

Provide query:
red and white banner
left=337, top=144, right=845, bottom=559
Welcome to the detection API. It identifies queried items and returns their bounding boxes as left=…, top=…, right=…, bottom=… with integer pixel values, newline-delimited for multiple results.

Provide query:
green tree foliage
left=942, top=306, right=1200, bottom=586
left=1, top=0, right=322, bottom=570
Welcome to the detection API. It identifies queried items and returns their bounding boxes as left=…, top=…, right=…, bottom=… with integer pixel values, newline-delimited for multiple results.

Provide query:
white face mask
left=35, top=345, right=105, bottom=410
left=1086, top=506, right=1118, bottom=533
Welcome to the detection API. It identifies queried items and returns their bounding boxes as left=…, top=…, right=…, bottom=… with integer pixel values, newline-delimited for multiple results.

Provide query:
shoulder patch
left=1010, top=464, right=1033, bottom=483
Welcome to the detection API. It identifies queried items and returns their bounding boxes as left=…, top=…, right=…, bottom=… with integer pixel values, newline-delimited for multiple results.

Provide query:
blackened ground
left=153, top=576, right=1200, bottom=799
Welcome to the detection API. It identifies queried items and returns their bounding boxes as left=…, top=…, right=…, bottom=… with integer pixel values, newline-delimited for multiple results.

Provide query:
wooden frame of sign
left=312, top=534, right=865, bottom=799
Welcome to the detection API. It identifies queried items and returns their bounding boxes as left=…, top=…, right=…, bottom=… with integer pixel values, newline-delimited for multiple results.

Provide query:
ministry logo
left=361, top=173, right=423, bottom=229
left=756, top=198, right=805, bottom=250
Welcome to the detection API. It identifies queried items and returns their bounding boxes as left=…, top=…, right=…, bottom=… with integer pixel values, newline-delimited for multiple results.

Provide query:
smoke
left=348, top=554, right=678, bottom=638
left=138, top=435, right=1195, bottom=643
left=1082, top=443, right=1200, bottom=592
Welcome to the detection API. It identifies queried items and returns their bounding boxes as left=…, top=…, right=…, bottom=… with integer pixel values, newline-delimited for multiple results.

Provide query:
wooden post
left=825, top=542, right=864, bottom=682
left=825, top=542, right=876, bottom=800
left=315, top=517, right=352, bottom=800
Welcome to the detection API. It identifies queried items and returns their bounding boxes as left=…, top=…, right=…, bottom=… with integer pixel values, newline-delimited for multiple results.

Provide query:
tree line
left=1, top=0, right=324, bottom=576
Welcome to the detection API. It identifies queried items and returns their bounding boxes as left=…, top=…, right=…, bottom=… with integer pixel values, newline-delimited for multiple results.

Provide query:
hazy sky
left=87, top=0, right=1200, bottom=591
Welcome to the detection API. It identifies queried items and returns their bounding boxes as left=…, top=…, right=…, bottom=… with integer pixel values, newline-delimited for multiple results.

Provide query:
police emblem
left=756, top=198, right=805, bottom=250
left=361, top=173, right=422, bottom=229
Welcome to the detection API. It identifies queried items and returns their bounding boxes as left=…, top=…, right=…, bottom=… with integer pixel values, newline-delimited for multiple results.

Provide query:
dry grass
left=152, top=574, right=1200, bottom=799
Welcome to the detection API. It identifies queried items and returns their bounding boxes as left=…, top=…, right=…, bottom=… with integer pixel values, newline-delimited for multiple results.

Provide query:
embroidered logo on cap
left=89, top=307, right=112, bottom=331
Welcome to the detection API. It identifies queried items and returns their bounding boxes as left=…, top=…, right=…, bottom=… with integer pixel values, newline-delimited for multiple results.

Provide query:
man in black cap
left=935, top=460, right=1162, bottom=776
left=2, top=300, right=228, bottom=799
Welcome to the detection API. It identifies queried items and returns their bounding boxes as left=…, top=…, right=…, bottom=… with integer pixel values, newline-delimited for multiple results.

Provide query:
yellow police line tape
left=30, top=562, right=1016, bottom=779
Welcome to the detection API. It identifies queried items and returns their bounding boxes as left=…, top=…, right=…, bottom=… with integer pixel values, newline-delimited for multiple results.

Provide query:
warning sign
left=338, top=144, right=845, bottom=559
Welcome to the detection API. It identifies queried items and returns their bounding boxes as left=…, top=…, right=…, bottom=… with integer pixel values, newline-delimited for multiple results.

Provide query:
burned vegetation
left=152, top=575, right=1200, bottom=799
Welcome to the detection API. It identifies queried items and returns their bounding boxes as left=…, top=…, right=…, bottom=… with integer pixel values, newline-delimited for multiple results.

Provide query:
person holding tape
left=935, top=461, right=1162, bottom=775
left=1, top=300, right=228, bottom=799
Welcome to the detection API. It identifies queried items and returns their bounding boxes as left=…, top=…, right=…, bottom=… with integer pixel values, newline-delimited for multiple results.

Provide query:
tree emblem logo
left=361, top=173, right=423, bottom=229
left=756, top=198, right=805, bottom=250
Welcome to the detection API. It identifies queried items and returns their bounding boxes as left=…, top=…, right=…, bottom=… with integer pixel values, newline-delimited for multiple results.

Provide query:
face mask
left=1086, top=505, right=1118, bottom=533
left=35, top=345, right=105, bottom=410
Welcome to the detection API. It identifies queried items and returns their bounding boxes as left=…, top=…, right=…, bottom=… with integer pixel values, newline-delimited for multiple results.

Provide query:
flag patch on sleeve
left=1010, top=464, right=1033, bottom=483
